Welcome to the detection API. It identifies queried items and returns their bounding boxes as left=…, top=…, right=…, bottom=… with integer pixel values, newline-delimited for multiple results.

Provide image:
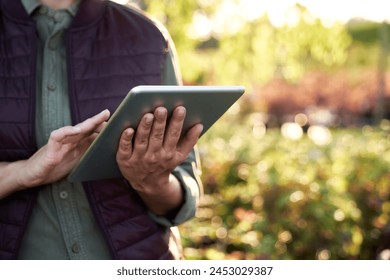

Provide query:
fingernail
left=156, top=108, right=166, bottom=118
left=177, top=107, right=186, bottom=117
left=145, top=115, right=153, bottom=125
left=125, top=129, right=133, bottom=138
left=99, top=109, right=109, bottom=117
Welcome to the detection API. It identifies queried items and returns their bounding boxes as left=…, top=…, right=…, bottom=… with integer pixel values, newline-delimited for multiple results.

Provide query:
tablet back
left=67, top=85, right=245, bottom=182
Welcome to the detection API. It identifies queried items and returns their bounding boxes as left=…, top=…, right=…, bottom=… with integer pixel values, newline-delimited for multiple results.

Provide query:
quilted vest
left=0, top=0, right=180, bottom=259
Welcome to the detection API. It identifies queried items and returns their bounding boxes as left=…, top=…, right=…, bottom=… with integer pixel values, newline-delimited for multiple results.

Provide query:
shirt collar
left=21, top=0, right=41, bottom=15
left=21, top=0, right=82, bottom=16
left=67, top=0, right=81, bottom=17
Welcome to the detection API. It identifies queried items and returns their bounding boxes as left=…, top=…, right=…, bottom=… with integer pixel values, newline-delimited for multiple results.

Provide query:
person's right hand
left=21, top=109, right=111, bottom=188
left=16, top=109, right=110, bottom=189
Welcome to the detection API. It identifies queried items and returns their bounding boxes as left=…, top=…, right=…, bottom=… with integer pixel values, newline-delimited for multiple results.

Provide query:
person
left=0, top=0, right=203, bottom=260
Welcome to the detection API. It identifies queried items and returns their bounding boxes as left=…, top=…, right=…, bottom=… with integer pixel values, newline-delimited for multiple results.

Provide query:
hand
left=19, top=109, right=110, bottom=188
left=116, top=106, right=203, bottom=215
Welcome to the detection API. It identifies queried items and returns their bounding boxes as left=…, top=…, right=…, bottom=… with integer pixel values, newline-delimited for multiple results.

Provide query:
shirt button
left=72, top=243, right=80, bottom=254
left=39, top=6, right=48, bottom=15
left=47, top=84, right=56, bottom=91
left=59, top=191, right=68, bottom=199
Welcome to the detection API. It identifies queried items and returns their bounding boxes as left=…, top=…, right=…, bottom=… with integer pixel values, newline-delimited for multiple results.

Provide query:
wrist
left=130, top=173, right=184, bottom=216
left=131, top=173, right=174, bottom=195
left=13, top=159, right=43, bottom=190
left=0, top=160, right=30, bottom=199
left=13, top=160, right=31, bottom=190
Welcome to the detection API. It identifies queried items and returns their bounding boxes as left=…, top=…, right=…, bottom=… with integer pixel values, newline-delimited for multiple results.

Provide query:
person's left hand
left=116, top=106, right=203, bottom=215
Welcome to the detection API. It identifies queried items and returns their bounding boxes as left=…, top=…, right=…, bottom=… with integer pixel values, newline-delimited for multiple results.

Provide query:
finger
left=163, top=106, right=186, bottom=151
left=133, top=113, right=154, bottom=156
left=75, top=109, right=110, bottom=135
left=147, top=107, right=168, bottom=153
left=116, top=128, right=135, bottom=162
left=49, top=125, right=82, bottom=144
left=86, top=131, right=101, bottom=145
left=80, top=121, right=108, bottom=145
left=177, top=123, right=203, bottom=156
left=95, top=121, right=108, bottom=133
left=50, top=110, right=110, bottom=145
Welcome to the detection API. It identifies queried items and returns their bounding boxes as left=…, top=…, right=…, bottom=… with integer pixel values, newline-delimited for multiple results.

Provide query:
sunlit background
left=113, top=0, right=390, bottom=260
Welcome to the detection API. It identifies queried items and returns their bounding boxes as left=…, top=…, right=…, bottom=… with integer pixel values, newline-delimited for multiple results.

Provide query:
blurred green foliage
left=180, top=112, right=390, bottom=259
left=142, top=1, right=352, bottom=85
left=131, top=0, right=390, bottom=259
left=348, top=21, right=390, bottom=45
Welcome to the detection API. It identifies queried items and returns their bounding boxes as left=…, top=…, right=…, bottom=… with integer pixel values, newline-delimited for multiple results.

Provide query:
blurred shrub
left=179, top=112, right=390, bottom=260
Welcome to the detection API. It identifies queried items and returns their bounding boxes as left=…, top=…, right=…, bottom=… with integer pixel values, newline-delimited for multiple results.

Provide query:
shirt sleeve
left=147, top=42, right=203, bottom=227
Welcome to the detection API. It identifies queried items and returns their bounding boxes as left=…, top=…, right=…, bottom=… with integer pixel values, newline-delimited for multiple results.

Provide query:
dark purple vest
left=0, top=0, right=180, bottom=259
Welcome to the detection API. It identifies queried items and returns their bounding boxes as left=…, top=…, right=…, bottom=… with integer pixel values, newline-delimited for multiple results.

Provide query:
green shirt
left=18, top=0, right=197, bottom=260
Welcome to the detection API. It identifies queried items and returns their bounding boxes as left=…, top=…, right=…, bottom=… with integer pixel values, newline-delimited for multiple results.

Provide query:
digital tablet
left=67, top=85, right=245, bottom=182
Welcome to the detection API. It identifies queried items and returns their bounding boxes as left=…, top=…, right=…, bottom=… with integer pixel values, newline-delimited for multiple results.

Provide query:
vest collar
left=2, top=0, right=106, bottom=28
left=71, top=0, right=105, bottom=28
